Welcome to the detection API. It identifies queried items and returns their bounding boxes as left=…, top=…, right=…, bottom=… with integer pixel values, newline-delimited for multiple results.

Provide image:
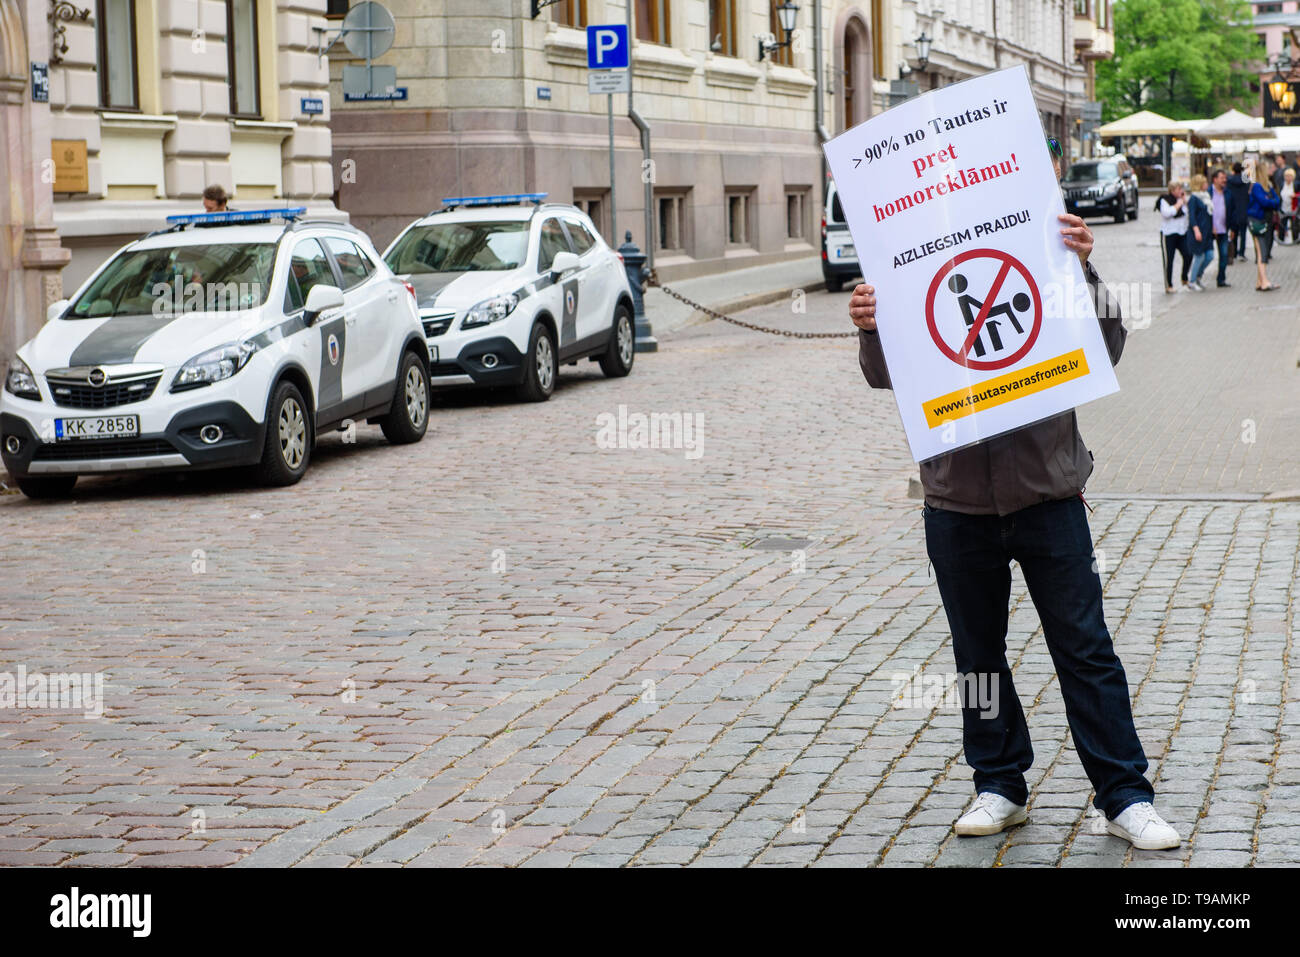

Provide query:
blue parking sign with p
left=587, top=24, right=629, bottom=70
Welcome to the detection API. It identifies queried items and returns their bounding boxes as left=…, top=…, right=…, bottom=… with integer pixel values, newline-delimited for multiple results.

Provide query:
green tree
left=1096, top=0, right=1263, bottom=122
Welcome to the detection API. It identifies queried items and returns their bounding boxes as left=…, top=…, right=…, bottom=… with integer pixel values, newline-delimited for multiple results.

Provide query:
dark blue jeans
left=1214, top=232, right=1229, bottom=285
left=923, top=496, right=1154, bottom=819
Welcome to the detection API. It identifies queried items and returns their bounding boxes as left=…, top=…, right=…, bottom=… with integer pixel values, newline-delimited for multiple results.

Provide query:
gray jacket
left=859, top=259, right=1126, bottom=516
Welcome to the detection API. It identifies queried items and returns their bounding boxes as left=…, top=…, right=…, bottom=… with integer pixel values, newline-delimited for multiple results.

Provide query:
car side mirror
left=550, top=251, right=580, bottom=276
left=46, top=299, right=69, bottom=322
left=302, top=284, right=344, bottom=325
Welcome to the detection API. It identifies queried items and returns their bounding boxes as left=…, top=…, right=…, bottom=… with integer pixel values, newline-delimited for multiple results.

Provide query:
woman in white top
left=1157, top=180, right=1190, bottom=293
left=1280, top=168, right=1296, bottom=245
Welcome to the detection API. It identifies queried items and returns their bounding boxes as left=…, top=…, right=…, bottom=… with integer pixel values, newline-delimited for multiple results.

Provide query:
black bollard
left=618, top=231, right=658, bottom=353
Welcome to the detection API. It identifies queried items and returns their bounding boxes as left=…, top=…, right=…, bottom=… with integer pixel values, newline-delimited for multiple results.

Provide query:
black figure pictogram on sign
left=925, top=248, right=1043, bottom=371
left=946, top=273, right=1032, bottom=357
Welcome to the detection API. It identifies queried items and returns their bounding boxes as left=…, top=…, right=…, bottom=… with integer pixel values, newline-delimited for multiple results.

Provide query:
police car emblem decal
left=565, top=289, right=576, bottom=314
left=327, top=334, right=340, bottom=366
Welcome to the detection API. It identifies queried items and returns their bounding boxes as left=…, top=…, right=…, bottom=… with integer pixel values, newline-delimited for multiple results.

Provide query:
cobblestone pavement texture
left=1, top=214, right=1297, bottom=868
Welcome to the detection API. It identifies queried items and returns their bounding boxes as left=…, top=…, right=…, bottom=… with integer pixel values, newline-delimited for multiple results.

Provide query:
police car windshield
left=68, top=243, right=276, bottom=318
left=385, top=221, right=528, bottom=274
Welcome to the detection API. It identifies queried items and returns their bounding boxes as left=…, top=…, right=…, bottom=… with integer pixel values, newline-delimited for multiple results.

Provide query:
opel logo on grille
left=87, top=368, right=108, bottom=387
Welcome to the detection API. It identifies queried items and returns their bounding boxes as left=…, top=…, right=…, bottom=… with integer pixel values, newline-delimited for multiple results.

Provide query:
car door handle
left=345, top=314, right=357, bottom=327
left=387, top=290, right=399, bottom=302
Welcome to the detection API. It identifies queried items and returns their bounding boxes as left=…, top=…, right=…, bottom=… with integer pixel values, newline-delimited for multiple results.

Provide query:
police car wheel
left=16, top=475, right=77, bottom=499
left=598, top=305, right=635, bottom=378
left=381, top=351, right=430, bottom=444
left=256, top=380, right=312, bottom=486
left=516, top=322, right=556, bottom=402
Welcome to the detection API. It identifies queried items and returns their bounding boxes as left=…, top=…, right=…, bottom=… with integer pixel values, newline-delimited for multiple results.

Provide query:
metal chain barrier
left=646, top=269, right=858, bottom=339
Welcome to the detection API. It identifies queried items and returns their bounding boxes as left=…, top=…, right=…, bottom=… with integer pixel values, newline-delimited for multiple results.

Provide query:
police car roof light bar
left=435, top=193, right=548, bottom=213
left=164, top=207, right=310, bottom=229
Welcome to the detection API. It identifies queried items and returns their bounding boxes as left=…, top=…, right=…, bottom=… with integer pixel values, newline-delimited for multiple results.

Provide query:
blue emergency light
left=439, top=193, right=548, bottom=209
left=164, top=207, right=308, bottom=226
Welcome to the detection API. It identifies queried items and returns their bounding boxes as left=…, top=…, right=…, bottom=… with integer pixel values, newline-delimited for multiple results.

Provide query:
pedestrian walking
left=1271, top=153, right=1289, bottom=195
left=1248, top=158, right=1281, bottom=291
left=1209, top=168, right=1232, bottom=287
left=1185, top=174, right=1214, bottom=291
left=1279, top=168, right=1296, bottom=245
left=847, top=136, right=1181, bottom=852
left=1226, top=162, right=1250, bottom=263
left=1156, top=180, right=1190, bottom=293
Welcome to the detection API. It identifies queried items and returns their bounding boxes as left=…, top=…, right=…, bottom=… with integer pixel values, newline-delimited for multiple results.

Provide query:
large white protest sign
left=823, top=65, right=1119, bottom=463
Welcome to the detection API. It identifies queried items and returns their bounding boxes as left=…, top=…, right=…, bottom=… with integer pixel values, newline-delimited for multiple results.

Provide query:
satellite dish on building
left=341, top=2, right=396, bottom=60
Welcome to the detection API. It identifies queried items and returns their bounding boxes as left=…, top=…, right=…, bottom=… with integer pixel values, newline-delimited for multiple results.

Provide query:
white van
left=821, top=179, right=862, bottom=292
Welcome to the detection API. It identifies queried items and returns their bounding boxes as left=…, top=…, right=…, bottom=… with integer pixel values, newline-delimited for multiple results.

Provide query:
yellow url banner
left=922, top=349, right=1090, bottom=428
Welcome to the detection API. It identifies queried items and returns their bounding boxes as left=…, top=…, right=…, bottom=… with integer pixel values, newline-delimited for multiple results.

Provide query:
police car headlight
left=4, top=356, right=40, bottom=401
left=462, top=293, right=518, bottom=329
left=172, top=341, right=259, bottom=391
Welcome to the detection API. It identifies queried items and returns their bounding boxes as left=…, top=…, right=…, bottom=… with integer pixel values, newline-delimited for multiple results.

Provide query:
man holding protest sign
left=828, top=67, right=1179, bottom=851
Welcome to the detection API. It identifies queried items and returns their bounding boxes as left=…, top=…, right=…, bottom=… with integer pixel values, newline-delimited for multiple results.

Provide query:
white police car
left=382, top=194, right=636, bottom=401
left=1, top=208, right=430, bottom=499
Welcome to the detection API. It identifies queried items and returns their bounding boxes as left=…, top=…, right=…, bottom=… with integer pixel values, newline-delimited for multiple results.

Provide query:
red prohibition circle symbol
left=924, top=248, right=1042, bottom=371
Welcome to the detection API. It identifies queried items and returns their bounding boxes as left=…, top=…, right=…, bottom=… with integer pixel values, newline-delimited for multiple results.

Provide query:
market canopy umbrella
left=1095, top=109, right=1198, bottom=137
left=1196, top=109, right=1276, bottom=140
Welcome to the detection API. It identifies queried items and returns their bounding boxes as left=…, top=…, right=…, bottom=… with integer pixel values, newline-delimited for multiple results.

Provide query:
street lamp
left=1268, top=50, right=1293, bottom=105
left=915, top=31, right=932, bottom=70
left=758, top=2, right=800, bottom=62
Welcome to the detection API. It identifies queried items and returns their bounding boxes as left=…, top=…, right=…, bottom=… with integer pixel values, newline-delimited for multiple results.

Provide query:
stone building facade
left=2, top=0, right=71, bottom=366
left=2, top=0, right=341, bottom=363
left=882, top=1, right=1098, bottom=156
left=329, top=0, right=833, bottom=280
left=40, top=0, right=338, bottom=294
left=329, top=1, right=1101, bottom=280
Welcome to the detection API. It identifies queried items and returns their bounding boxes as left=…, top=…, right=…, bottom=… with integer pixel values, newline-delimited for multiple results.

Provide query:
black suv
left=1061, top=155, right=1139, bottom=223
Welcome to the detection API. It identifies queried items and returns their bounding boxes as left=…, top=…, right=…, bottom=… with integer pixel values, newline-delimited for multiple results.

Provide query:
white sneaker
left=954, top=792, right=1027, bottom=836
left=1190, top=280, right=1205, bottom=291
left=1107, top=802, right=1181, bottom=850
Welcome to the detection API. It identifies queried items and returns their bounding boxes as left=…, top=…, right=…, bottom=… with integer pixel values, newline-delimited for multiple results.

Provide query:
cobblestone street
left=1, top=213, right=1298, bottom=868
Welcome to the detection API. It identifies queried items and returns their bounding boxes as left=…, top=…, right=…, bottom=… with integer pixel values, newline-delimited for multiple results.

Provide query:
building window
left=636, top=0, right=670, bottom=45
left=1096, top=1, right=1109, bottom=28
left=871, top=0, right=884, bottom=79
left=553, top=0, right=587, bottom=27
left=726, top=190, right=753, bottom=246
left=709, top=0, right=737, bottom=57
left=574, top=191, right=609, bottom=243
left=655, top=192, right=686, bottom=252
left=325, top=0, right=349, bottom=17
left=786, top=190, right=808, bottom=240
left=768, top=2, right=792, bottom=66
left=1074, top=0, right=1088, bottom=16
left=228, top=0, right=261, bottom=118
left=97, top=0, right=139, bottom=110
